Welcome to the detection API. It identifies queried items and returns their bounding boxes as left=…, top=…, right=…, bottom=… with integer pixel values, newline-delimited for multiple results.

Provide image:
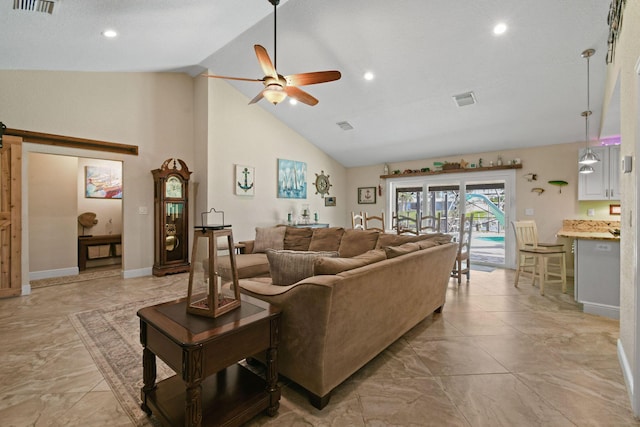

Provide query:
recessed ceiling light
left=493, top=23, right=507, bottom=35
left=289, top=98, right=298, bottom=105
left=363, top=71, right=374, bottom=81
left=102, top=29, right=118, bottom=38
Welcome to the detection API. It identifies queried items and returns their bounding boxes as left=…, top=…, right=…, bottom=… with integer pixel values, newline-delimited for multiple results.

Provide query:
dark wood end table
left=137, top=294, right=281, bottom=427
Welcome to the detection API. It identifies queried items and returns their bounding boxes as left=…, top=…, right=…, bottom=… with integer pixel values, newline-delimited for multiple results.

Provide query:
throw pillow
left=266, top=249, right=339, bottom=286
left=384, top=242, right=421, bottom=259
left=338, top=229, right=380, bottom=258
left=252, top=226, right=286, bottom=253
left=314, top=248, right=386, bottom=275
left=308, top=227, right=345, bottom=252
left=283, top=227, right=313, bottom=251
left=417, top=240, right=439, bottom=250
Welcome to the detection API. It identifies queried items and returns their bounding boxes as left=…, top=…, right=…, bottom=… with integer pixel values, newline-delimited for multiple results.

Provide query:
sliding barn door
left=0, top=136, right=22, bottom=298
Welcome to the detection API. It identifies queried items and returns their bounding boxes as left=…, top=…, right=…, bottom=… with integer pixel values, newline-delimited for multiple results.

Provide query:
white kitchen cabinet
left=578, top=145, right=620, bottom=200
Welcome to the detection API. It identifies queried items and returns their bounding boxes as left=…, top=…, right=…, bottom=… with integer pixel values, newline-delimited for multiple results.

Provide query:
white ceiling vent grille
left=452, top=91, right=477, bottom=107
left=336, top=121, right=354, bottom=131
left=13, top=0, right=55, bottom=14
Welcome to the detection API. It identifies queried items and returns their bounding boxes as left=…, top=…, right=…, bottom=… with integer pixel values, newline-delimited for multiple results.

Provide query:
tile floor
left=1, top=268, right=638, bottom=426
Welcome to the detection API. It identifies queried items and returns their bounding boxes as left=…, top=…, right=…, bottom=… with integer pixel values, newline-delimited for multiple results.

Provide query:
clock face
left=314, top=171, right=331, bottom=196
left=165, top=176, right=183, bottom=198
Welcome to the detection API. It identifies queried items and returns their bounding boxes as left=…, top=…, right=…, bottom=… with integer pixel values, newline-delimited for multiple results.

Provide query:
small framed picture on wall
left=357, top=187, right=376, bottom=204
left=325, top=196, right=336, bottom=207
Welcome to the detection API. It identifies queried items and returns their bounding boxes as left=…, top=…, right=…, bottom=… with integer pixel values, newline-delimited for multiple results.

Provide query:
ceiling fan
left=202, top=0, right=341, bottom=106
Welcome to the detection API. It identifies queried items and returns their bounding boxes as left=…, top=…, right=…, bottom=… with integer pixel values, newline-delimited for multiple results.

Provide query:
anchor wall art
left=277, top=159, right=307, bottom=199
left=235, top=164, right=255, bottom=196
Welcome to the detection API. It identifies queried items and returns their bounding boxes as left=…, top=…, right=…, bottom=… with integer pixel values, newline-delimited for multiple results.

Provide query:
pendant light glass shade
left=578, top=49, right=600, bottom=167
left=579, top=164, right=595, bottom=174
left=579, top=147, right=600, bottom=165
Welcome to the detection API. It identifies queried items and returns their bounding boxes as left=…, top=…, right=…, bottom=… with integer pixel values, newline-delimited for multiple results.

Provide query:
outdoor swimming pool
left=476, top=236, right=505, bottom=242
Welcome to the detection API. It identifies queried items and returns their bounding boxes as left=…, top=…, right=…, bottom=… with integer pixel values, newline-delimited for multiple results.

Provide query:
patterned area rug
left=69, top=297, right=179, bottom=427
left=31, top=268, right=121, bottom=289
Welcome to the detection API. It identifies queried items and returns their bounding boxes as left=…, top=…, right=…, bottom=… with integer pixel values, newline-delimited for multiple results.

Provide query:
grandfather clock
left=152, top=158, right=191, bottom=276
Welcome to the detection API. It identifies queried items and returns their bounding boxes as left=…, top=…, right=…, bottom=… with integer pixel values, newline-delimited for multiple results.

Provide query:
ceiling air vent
left=452, top=91, right=477, bottom=107
left=13, top=0, right=55, bottom=14
left=336, top=121, right=354, bottom=131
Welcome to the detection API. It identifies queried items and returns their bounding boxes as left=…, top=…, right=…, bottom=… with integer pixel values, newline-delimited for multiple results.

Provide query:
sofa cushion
left=376, top=232, right=452, bottom=248
left=308, top=227, right=345, bottom=252
left=314, top=248, right=386, bottom=275
left=218, top=253, right=270, bottom=279
left=384, top=242, right=422, bottom=259
left=253, top=226, right=286, bottom=253
left=266, top=249, right=339, bottom=286
left=338, top=229, right=380, bottom=258
left=417, top=240, right=439, bottom=250
left=284, top=227, right=313, bottom=251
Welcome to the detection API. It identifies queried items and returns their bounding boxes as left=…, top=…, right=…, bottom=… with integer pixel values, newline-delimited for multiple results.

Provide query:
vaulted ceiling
left=0, top=0, right=616, bottom=167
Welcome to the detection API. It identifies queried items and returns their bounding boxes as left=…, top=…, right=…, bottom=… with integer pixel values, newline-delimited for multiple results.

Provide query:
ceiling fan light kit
left=578, top=48, right=601, bottom=173
left=202, top=0, right=341, bottom=106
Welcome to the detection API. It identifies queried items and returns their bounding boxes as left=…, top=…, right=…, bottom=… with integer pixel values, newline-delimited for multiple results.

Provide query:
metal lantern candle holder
left=186, top=224, right=241, bottom=318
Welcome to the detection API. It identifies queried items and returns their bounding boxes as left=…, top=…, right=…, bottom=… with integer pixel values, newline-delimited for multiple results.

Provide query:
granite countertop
left=557, top=219, right=620, bottom=241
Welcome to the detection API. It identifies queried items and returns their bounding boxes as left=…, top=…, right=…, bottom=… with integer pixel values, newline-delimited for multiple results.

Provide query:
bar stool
left=518, top=246, right=566, bottom=295
left=512, top=220, right=566, bottom=295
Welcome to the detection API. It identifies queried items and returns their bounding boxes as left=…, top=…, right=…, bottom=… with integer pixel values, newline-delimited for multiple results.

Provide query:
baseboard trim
left=581, top=302, right=620, bottom=319
left=29, top=267, right=79, bottom=281
left=618, top=339, right=637, bottom=415
left=123, top=267, right=152, bottom=279
left=21, top=284, right=31, bottom=296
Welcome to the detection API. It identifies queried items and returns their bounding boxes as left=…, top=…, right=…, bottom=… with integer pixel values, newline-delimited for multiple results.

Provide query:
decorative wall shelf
left=380, top=163, right=522, bottom=179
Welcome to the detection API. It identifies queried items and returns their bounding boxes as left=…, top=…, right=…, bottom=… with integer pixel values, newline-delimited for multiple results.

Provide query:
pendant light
left=579, top=48, right=600, bottom=174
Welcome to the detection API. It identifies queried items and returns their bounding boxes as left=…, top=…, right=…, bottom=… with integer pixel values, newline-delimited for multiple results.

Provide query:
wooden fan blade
left=285, top=86, right=318, bottom=106
left=285, top=70, right=341, bottom=87
left=254, top=45, right=277, bottom=79
left=201, top=73, right=263, bottom=83
left=248, top=90, right=265, bottom=105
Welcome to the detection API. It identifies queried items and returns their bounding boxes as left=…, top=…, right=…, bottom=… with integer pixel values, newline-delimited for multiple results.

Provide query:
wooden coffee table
left=137, top=294, right=281, bottom=427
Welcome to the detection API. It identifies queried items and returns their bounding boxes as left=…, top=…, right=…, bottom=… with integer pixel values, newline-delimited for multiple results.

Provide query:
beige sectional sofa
left=220, top=226, right=457, bottom=409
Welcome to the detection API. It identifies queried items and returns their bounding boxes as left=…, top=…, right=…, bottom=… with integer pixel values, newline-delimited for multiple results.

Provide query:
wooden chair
left=351, top=211, right=364, bottom=230
left=512, top=220, right=566, bottom=295
left=364, top=212, right=385, bottom=232
left=418, top=212, right=441, bottom=234
left=451, top=213, right=474, bottom=284
left=393, top=212, right=441, bottom=235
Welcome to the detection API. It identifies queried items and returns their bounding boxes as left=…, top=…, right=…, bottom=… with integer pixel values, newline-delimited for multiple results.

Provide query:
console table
left=138, top=294, right=281, bottom=427
left=77, top=234, right=121, bottom=271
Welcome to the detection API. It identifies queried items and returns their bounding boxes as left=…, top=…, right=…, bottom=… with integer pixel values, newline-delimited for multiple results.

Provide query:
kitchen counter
left=558, top=220, right=620, bottom=319
left=556, top=219, right=620, bottom=241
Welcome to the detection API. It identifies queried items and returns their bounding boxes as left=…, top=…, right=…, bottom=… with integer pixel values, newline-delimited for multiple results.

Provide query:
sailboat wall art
left=277, top=159, right=307, bottom=199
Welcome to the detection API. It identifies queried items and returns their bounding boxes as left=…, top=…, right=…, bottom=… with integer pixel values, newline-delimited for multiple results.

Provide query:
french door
left=388, top=169, right=516, bottom=269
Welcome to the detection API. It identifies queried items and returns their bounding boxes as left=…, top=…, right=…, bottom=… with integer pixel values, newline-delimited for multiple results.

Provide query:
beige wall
left=28, top=153, right=77, bottom=274
left=0, top=70, right=348, bottom=285
left=0, top=70, right=196, bottom=282
left=346, top=141, right=614, bottom=243
left=604, top=0, right=640, bottom=415
left=199, top=78, right=348, bottom=243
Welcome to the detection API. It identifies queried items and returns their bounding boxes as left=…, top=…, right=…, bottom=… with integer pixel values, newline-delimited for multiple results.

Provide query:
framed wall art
left=325, top=196, right=336, bottom=207
left=235, top=164, right=255, bottom=196
left=277, top=159, right=307, bottom=199
left=85, top=165, right=122, bottom=199
left=357, top=187, right=376, bottom=204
